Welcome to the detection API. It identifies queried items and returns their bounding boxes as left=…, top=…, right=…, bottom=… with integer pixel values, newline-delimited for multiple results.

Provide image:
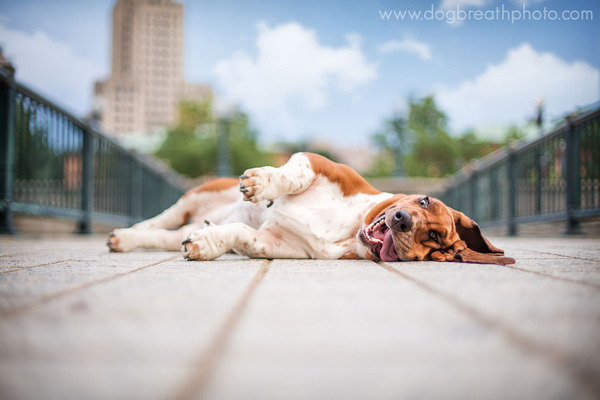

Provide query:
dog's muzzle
left=390, top=209, right=412, bottom=232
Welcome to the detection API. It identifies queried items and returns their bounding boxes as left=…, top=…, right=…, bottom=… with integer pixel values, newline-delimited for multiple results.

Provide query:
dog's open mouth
left=359, top=215, right=399, bottom=262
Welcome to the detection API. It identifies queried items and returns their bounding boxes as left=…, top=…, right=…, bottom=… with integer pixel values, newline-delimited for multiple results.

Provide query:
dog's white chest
left=263, top=177, right=391, bottom=258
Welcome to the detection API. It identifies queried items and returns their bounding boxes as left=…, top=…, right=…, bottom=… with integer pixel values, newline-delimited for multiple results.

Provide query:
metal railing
left=437, top=104, right=600, bottom=234
left=0, top=67, right=186, bottom=233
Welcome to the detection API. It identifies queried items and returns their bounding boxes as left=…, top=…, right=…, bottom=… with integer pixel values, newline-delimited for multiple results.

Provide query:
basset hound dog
left=107, top=152, right=515, bottom=265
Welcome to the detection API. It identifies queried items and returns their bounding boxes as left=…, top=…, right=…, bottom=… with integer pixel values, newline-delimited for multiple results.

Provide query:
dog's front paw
left=182, top=228, right=227, bottom=261
left=239, top=167, right=279, bottom=203
left=106, top=229, right=135, bottom=252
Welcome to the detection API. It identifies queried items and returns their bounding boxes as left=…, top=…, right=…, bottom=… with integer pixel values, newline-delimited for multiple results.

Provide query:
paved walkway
left=0, top=235, right=599, bottom=400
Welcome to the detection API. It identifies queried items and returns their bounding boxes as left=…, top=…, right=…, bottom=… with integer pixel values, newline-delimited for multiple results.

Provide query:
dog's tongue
left=380, top=230, right=398, bottom=262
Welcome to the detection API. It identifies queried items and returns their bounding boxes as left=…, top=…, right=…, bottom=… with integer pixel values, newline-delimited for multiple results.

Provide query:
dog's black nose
left=391, top=210, right=412, bottom=232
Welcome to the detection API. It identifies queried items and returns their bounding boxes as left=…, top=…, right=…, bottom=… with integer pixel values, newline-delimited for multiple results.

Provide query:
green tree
left=15, top=103, right=63, bottom=181
left=372, top=96, right=459, bottom=177
left=155, top=99, right=217, bottom=177
left=404, top=96, right=458, bottom=177
left=371, top=95, right=523, bottom=177
left=503, top=125, right=526, bottom=145
left=227, top=110, right=273, bottom=174
left=275, top=141, right=341, bottom=164
left=155, top=99, right=272, bottom=177
left=454, top=130, right=498, bottom=168
left=370, top=114, right=409, bottom=177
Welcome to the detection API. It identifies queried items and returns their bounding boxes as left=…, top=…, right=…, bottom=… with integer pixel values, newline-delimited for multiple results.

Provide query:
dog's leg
left=183, top=223, right=307, bottom=260
left=239, top=152, right=379, bottom=203
left=107, top=224, right=202, bottom=252
left=239, top=152, right=317, bottom=203
left=107, top=178, right=239, bottom=252
left=130, top=198, right=196, bottom=231
left=132, top=178, right=239, bottom=230
left=106, top=198, right=196, bottom=252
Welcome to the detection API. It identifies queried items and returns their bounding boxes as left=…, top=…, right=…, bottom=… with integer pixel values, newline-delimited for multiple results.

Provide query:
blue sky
left=1, top=0, right=598, bottom=146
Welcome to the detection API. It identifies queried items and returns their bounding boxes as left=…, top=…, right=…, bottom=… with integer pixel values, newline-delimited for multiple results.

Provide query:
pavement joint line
left=499, top=264, right=600, bottom=291
left=376, top=261, right=600, bottom=398
left=173, top=259, right=271, bottom=400
left=0, top=254, right=180, bottom=319
left=0, top=249, right=47, bottom=258
left=0, top=258, right=78, bottom=274
left=0, top=252, right=35, bottom=259
left=507, top=247, right=600, bottom=263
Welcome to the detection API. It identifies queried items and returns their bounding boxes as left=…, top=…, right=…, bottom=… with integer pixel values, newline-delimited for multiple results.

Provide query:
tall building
left=95, top=0, right=210, bottom=136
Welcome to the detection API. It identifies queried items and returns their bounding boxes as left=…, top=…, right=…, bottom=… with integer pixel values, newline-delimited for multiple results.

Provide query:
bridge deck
left=1, top=235, right=599, bottom=400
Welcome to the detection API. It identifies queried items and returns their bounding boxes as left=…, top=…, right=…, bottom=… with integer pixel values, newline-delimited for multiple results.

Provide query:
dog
left=106, top=152, right=515, bottom=265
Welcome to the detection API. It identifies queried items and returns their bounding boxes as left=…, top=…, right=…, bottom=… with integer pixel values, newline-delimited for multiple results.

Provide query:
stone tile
left=205, top=260, right=591, bottom=400
left=1, top=235, right=599, bottom=400
left=388, top=260, right=600, bottom=397
left=0, top=250, right=264, bottom=399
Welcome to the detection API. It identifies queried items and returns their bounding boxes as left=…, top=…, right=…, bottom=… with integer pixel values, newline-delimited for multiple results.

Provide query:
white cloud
left=0, top=22, right=104, bottom=116
left=435, top=43, right=600, bottom=134
left=378, top=38, right=432, bottom=60
left=440, top=0, right=549, bottom=13
left=439, top=0, right=490, bottom=11
left=441, top=0, right=548, bottom=10
left=510, top=0, right=549, bottom=5
left=213, top=22, right=377, bottom=140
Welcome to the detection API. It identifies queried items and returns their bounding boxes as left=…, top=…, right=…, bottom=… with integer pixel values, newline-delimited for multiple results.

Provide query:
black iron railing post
left=78, top=127, right=95, bottom=234
left=564, top=116, right=582, bottom=234
left=130, top=160, right=143, bottom=225
left=469, top=169, right=477, bottom=220
left=0, top=66, right=17, bottom=234
left=490, top=167, right=500, bottom=222
left=535, top=148, right=542, bottom=216
left=506, top=144, right=517, bottom=236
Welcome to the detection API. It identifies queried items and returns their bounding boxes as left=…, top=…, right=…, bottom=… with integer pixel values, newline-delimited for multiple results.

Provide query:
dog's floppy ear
left=450, top=209, right=515, bottom=265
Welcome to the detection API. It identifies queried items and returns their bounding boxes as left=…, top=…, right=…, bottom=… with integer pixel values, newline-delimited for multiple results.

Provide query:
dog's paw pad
left=106, top=231, right=122, bottom=252
left=239, top=167, right=277, bottom=203
left=106, top=229, right=136, bottom=252
left=182, top=228, right=225, bottom=261
left=183, top=241, right=200, bottom=260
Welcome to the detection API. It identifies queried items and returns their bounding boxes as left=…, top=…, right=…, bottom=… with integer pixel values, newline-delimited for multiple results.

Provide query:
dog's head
left=357, top=194, right=515, bottom=265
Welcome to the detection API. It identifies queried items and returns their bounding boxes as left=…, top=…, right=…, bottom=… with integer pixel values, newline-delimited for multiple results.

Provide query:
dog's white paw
left=106, top=228, right=136, bottom=252
left=182, top=227, right=228, bottom=261
left=239, top=166, right=280, bottom=203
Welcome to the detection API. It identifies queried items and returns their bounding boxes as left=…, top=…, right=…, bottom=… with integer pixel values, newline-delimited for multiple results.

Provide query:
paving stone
left=388, top=261, right=600, bottom=398
left=0, top=252, right=264, bottom=400
left=205, top=260, right=593, bottom=400
left=0, top=235, right=599, bottom=400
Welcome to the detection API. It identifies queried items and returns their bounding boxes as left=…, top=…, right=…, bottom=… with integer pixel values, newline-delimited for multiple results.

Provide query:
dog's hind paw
left=106, top=232, right=120, bottom=252
left=106, top=229, right=135, bottom=252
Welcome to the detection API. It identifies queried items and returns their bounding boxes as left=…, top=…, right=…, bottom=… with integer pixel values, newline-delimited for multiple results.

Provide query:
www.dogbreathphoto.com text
left=379, top=3, right=594, bottom=24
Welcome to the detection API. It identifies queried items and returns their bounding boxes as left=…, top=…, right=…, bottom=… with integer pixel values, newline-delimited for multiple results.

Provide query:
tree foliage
left=371, top=96, right=517, bottom=177
left=15, top=104, right=64, bottom=181
left=155, top=98, right=272, bottom=178
left=404, top=96, right=457, bottom=176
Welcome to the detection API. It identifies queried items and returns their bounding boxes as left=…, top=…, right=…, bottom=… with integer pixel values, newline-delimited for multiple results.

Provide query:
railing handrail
left=442, top=104, right=600, bottom=188
left=12, top=77, right=88, bottom=131
left=2, top=71, right=185, bottom=187
left=437, top=102, right=600, bottom=235
left=0, top=65, right=188, bottom=233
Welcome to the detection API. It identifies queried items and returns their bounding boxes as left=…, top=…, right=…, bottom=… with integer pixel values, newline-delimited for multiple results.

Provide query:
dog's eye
left=419, top=197, right=430, bottom=208
left=429, top=231, right=438, bottom=241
